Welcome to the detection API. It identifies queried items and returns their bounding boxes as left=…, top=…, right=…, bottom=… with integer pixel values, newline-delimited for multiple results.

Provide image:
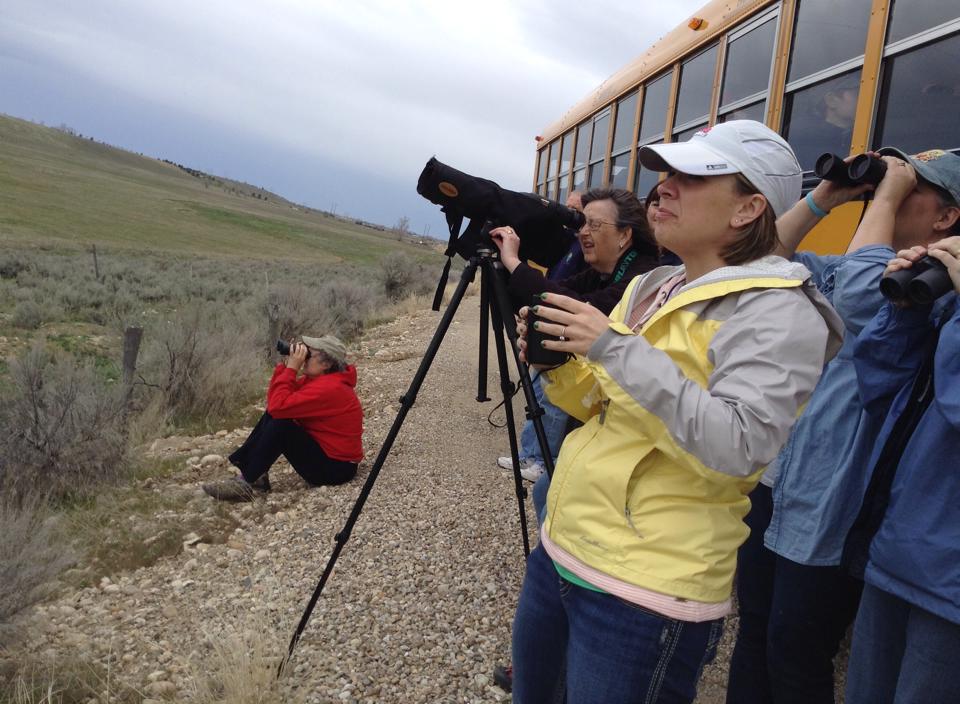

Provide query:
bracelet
left=805, top=191, right=830, bottom=219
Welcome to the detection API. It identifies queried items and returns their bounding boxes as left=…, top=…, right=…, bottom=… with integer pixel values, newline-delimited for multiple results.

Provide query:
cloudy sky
left=1, top=1, right=706, bottom=237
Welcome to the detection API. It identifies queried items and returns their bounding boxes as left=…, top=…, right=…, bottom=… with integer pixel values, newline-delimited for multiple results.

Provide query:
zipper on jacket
left=599, top=399, right=610, bottom=425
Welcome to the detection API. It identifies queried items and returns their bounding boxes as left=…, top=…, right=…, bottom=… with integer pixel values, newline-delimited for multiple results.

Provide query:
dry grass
left=0, top=493, right=74, bottom=644
left=187, top=611, right=305, bottom=704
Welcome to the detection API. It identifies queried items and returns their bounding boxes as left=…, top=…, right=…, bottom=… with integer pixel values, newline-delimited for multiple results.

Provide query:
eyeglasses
left=582, top=218, right=618, bottom=233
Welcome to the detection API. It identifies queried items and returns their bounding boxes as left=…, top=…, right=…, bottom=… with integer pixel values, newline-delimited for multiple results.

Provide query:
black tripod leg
left=486, top=262, right=556, bottom=481
left=476, top=262, right=491, bottom=402
left=483, top=265, right=531, bottom=557
left=280, top=257, right=480, bottom=675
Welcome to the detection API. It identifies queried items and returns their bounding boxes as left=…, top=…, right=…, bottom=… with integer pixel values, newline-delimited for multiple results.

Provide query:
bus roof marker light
left=688, top=17, right=706, bottom=30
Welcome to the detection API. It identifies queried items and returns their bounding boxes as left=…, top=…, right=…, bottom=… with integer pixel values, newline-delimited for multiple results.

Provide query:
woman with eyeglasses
left=491, top=187, right=661, bottom=326
left=509, top=121, right=844, bottom=703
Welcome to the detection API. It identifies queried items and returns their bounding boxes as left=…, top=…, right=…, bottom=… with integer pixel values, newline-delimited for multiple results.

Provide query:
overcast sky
left=1, top=0, right=706, bottom=237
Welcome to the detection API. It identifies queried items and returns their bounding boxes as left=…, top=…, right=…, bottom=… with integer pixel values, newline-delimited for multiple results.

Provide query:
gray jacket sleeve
left=587, top=287, right=830, bottom=477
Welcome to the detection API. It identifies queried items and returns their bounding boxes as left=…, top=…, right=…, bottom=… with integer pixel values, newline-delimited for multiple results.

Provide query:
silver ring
left=558, top=336, right=566, bottom=342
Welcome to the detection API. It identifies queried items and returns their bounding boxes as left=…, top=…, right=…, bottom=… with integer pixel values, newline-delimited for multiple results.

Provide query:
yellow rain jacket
left=543, top=257, right=843, bottom=603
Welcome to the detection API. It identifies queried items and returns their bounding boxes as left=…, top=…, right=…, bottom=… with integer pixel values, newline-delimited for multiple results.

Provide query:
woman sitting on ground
left=203, top=334, right=363, bottom=502
left=510, top=120, right=843, bottom=703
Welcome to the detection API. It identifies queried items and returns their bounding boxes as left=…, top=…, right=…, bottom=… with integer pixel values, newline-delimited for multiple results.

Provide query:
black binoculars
left=276, top=339, right=312, bottom=359
left=880, top=256, right=953, bottom=305
left=815, top=152, right=889, bottom=188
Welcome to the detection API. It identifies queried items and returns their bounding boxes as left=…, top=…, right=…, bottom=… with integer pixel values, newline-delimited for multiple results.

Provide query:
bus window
left=787, top=0, right=873, bottom=82
left=634, top=166, right=661, bottom=202
left=559, top=131, right=573, bottom=174
left=612, top=92, right=638, bottom=153
left=674, top=44, right=718, bottom=129
left=537, top=148, right=548, bottom=194
left=719, top=101, right=766, bottom=124
left=609, top=153, right=630, bottom=189
left=547, top=179, right=558, bottom=201
left=673, top=123, right=708, bottom=144
left=548, top=139, right=560, bottom=182
left=783, top=70, right=861, bottom=171
left=874, top=31, right=960, bottom=152
left=573, top=167, right=586, bottom=192
left=587, top=111, right=610, bottom=187
left=888, top=0, right=959, bottom=44
left=720, top=17, right=776, bottom=114
left=558, top=183, right=569, bottom=205
left=590, top=113, right=610, bottom=162
left=639, top=73, right=671, bottom=142
left=574, top=122, right=591, bottom=171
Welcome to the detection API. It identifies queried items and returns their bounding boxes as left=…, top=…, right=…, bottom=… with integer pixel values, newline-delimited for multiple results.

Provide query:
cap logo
left=913, top=149, right=947, bottom=162
left=694, top=127, right=713, bottom=138
left=706, top=162, right=728, bottom=170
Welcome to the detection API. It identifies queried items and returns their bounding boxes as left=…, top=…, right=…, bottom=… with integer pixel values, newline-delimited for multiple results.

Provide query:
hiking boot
left=520, top=462, right=546, bottom=483
left=497, top=456, right=536, bottom=471
left=493, top=664, right=512, bottom=692
left=202, top=474, right=270, bottom=502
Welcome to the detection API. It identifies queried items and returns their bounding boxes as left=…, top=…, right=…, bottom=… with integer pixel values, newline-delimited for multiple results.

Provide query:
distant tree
left=394, top=216, right=410, bottom=241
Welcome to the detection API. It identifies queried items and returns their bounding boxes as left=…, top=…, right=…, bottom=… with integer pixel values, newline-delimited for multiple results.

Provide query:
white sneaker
left=520, top=462, right=546, bottom=483
left=497, top=456, right=536, bottom=471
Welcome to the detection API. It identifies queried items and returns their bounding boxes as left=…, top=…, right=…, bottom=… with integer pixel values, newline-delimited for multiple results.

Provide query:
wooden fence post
left=122, top=326, right=144, bottom=391
left=267, top=302, right=281, bottom=360
left=90, top=244, right=101, bottom=280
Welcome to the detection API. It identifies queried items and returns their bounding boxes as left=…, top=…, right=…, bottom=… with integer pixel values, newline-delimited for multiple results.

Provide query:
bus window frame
left=672, top=41, right=720, bottom=133
left=718, top=7, right=781, bottom=121
left=587, top=107, right=612, bottom=188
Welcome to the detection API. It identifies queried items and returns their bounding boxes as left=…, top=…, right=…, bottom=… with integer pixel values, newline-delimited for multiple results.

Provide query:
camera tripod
left=281, top=243, right=556, bottom=671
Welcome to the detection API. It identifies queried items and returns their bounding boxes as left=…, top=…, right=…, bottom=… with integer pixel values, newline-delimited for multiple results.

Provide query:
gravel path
left=14, top=289, right=742, bottom=702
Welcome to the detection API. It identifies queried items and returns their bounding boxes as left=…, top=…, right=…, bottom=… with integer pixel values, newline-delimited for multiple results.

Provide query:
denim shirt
left=764, top=245, right=894, bottom=566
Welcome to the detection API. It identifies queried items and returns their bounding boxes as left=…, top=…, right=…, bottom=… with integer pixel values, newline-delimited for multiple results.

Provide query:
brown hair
left=581, top=187, right=657, bottom=257
left=720, top=174, right=781, bottom=265
left=933, top=185, right=960, bottom=235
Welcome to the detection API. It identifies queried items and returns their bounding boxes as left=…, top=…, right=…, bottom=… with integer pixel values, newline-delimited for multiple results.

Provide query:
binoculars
left=276, top=339, right=312, bottom=359
left=880, top=256, right=952, bottom=305
left=815, top=152, right=889, bottom=187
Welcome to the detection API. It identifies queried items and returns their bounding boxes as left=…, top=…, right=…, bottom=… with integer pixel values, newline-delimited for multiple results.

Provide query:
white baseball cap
left=638, top=120, right=802, bottom=218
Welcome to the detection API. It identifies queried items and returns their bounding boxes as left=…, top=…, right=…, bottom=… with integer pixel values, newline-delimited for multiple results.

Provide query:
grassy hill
left=0, top=113, right=433, bottom=264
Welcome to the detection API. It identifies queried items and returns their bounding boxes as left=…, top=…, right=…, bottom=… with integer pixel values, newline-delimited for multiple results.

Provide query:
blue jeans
left=846, top=583, right=960, bottom=704
left=512, top=545, right=723, bottom=704
left=520, top=374, right=569, bottom=464
left=533, top=472, right=550, bottom=528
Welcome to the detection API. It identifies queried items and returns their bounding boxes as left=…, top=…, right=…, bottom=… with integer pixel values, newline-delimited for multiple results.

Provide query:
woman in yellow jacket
left=510, top=121, right=844, bottom=704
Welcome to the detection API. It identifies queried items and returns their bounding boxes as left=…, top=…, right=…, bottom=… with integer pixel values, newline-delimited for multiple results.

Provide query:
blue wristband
left=805, top=191, right=830, bottom=218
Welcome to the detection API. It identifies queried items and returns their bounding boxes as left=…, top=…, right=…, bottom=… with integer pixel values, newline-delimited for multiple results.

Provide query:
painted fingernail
left=532, top=305, right=539, bottom=314
left=533, top=322, right=540, bottom=330
left=540, top=341, right=547, bottom=347
left=538, top=293, right=548, bottom=300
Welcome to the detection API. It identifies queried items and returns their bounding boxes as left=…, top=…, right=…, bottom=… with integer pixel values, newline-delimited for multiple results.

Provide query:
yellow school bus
left=533, top=0, right=960, bottom=253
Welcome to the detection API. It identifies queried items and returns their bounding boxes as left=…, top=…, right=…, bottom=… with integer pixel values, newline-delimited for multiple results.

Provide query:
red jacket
left=266, top=363, right=364, bottom=462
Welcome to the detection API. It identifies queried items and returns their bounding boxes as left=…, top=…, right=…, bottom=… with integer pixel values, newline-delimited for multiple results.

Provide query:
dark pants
left=727, top=484, right=863, bottom=704
left=766, top=555, right=863, bottom=703
left=727, top=484, right=776, bottom=704
left=229, top=412, right=357, bottom=486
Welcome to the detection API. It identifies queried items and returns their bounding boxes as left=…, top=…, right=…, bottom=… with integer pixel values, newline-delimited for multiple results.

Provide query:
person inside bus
left=843, top=234, right=960, bottom=704
left=490, top=187, right=660, bottom=484
left=509, top=120, right=843, bottom=703
left=726, top=147, right=960, bottom=704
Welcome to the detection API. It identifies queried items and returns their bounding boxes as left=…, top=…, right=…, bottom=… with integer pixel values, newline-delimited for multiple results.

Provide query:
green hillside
left=0, top=113, right=431, bottom=264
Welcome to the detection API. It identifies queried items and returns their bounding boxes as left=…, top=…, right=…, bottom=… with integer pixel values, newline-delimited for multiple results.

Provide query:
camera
left=815, top=152, right=888, bottom=187
left=276, top=339, right=312, bottom=359
left=417, top=157, right=584, bottom=266
left=880, top=256, right=953, bottom=305
left=525, top=298, right=571, bottom=367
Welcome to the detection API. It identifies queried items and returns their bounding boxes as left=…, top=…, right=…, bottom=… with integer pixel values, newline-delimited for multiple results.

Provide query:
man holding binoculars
left=203, top=335, right=363, bottom=502
left=727, top=147, right=960, bottom=703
